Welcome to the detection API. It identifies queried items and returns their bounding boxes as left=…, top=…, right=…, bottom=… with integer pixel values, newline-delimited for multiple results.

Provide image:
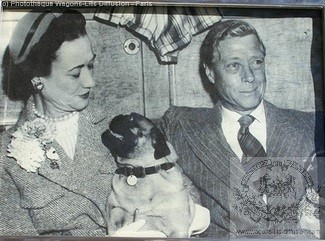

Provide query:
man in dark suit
left=159, top=20, right=321, bottom=238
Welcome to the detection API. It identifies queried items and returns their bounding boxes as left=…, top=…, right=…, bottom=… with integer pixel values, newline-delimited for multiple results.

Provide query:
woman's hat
left=9, top=10, right=62, bottom=65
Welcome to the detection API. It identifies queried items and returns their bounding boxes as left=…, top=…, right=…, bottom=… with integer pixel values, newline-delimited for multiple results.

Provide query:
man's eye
left=226, top=62, right=240, bottom=73
left=251, top=59, right=264, bottom=69
left=138, top=131, right=143, bottom=138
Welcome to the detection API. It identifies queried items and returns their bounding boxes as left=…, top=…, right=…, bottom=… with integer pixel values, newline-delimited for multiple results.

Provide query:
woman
left=0, top=9, right=208, bottom=237
left=1, top=9, right=114, bottom=236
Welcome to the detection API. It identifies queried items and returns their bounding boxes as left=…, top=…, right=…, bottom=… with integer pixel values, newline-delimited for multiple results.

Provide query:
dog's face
left=102, top=113, right=170, bottom=160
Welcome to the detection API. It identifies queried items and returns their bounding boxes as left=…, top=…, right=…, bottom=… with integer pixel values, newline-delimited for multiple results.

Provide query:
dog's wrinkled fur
left=102, top=113, right=195, bottom=237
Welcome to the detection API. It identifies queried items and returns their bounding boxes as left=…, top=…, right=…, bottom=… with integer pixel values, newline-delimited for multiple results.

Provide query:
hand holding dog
left=112, top=219, right=167, bottom=237
left=112, top=204, right=210, bottom=237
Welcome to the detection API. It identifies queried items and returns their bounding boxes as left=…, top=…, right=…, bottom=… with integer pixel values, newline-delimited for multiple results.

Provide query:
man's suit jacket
left=159, top=100, right=316, bottom=238
left=0, top=99, right=116, bottom=236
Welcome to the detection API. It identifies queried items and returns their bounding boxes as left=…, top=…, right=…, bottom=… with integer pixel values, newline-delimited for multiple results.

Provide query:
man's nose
left=82, top=69, right=96, bottom=88
left=241, top=65, right=255, bottom=83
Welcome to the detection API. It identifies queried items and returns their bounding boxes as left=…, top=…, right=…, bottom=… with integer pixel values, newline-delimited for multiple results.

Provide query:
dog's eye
left=138, top=131, right=144, bottom=138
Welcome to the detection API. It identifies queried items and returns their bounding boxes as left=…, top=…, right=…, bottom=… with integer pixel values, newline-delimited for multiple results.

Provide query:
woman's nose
left=82, top=69, right=96, bottom=88
left=241, top=65, right=255, bottom=83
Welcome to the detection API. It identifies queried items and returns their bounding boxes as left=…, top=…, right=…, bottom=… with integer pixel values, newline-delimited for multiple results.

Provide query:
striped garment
left=94, top=6, right=221, bottom=63
left=158, top=100, right=318, bottom=238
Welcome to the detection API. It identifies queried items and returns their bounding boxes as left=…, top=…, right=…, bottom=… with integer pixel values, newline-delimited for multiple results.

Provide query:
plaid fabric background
left=94, top=6, right=221, bottom=63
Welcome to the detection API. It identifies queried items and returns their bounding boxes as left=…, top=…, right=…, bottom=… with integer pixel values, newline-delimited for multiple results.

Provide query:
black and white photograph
left=0, top=1, right=324, bottom=239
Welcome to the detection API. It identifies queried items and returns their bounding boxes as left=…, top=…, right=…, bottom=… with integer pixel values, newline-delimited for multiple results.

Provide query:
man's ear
left=203, top=64, right=216, bottom=84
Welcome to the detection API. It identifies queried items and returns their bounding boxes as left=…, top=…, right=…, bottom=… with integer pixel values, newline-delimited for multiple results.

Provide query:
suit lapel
left=265, top=101, right=305, bottom=158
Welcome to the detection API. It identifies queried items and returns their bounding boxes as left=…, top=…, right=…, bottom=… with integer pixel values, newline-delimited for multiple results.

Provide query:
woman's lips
left=80, top=92, right=90, bottom=99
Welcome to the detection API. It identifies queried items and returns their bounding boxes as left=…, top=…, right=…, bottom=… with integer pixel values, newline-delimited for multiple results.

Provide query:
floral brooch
left=7, top=118, right=59, bottom=172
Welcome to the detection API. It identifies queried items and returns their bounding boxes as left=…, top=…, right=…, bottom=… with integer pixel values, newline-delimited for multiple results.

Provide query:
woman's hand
left=189, top=203, right=211, bottom=236
left=111, top=219, right=167, bottom=237
left=112, top=204, right=210, bottom=238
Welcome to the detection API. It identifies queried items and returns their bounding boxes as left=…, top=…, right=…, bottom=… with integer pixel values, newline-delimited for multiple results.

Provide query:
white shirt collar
left=221, top=101, right=267, bottom=159
left=221, top=100, right=265, bottom=123
left=249, top=101, right=266, bottom=124
left=221, top=105, right=242, bottom=126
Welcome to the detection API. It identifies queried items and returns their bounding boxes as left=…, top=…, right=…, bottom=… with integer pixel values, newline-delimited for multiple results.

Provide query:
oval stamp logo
left=232, top=157, right=321, bottom=237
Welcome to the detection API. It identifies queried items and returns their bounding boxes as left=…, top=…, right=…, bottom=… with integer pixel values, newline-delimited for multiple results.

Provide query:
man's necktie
left=237, top=115, right=267, bottom=165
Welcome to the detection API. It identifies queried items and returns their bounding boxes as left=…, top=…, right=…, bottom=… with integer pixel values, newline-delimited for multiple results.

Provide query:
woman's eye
left=70, top=71, right=80, bottom=78
left=251, top=59, right=264, bottom=69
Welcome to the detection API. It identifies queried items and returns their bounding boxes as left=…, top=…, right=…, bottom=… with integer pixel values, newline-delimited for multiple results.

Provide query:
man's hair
left=200, top=19, right=266, bottom=68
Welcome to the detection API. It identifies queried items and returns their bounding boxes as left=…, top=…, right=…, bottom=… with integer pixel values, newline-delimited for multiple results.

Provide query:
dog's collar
left=115, top=162, right=175, bottom=178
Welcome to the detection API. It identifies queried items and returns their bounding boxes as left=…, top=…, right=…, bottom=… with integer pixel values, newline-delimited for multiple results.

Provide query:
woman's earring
left=31, top=78, right=43, bottom=91
left=35, top=82, right=44, bottom=90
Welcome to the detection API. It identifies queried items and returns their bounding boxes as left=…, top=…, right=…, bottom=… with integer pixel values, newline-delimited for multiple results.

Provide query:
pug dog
left=101, top=113, right=195, bottom=237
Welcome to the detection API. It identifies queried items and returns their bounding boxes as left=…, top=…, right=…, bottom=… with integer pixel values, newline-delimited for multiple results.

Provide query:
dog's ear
left=101, top=129, right=127, bottom=158
left=102, top=114, right=140, bottom=159
left=101, top=129, right=118, bottom=158
left=101, top=129, right=113, bottom=149
left=151, top=126, right=171, bottom=159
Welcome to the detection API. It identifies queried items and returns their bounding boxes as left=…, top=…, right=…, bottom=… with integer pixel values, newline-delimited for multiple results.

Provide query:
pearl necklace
left=32, top=103, right=78, bottom=122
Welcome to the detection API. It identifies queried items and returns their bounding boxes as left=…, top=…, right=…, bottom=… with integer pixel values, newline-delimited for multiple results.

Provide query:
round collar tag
left=127, top=175, right=138, bottom=186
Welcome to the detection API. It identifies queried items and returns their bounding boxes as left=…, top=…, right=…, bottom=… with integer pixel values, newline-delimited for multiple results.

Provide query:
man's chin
left=224, top=99, right=263, bottom=115
left=242, top=102, right=261, bottom=110
left=239, top=97, right=263, bottom=109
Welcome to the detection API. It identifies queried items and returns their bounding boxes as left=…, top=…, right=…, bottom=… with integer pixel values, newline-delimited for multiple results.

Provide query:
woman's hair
left=2, top=9, right=87, bottom=101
